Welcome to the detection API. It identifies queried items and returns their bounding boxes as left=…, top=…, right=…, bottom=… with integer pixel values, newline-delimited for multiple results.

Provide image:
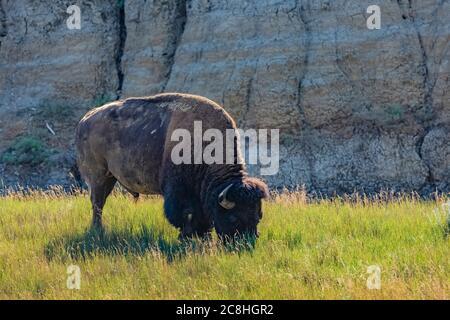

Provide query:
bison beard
left=75, top=93, right=269, bottom=240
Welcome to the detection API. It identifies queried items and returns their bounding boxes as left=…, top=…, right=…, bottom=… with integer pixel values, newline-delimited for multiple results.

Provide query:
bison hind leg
left=89, top=175, right=117, bottom=229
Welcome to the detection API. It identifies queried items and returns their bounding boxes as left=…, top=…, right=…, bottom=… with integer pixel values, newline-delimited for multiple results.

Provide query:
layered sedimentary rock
left=0, top=0, right=121, bottom=111
left=0, top=0, right=122, bottom=186
left=0, top=0, right=449, bottom=194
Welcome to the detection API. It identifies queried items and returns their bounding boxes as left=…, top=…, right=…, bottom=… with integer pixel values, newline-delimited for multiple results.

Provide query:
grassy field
left=0, top=189, right=449, bottom=299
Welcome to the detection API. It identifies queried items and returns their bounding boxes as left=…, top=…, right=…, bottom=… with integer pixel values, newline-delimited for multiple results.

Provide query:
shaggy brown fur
left=75, top=93, right=268, bottom=238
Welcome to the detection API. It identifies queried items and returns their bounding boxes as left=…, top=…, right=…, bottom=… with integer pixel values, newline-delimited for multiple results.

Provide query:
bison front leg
left=178, top=210, right=212, bottom=240
left=89, top=175, right=117, bottom=229
left=180, top=215, right=213, bottom=240
left=163, top=185, right=212, bottom=240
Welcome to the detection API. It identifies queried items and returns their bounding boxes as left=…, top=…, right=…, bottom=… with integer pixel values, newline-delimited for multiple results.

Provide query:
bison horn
left=218, top=184, right=235, bottom=209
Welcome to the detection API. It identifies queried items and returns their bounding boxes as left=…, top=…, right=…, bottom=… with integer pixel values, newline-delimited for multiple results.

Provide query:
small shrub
left=1, top=136, right=53, bottom=166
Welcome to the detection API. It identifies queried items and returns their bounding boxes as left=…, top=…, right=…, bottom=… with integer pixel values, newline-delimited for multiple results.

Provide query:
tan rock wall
left=0, top=0, right=448, bottom=193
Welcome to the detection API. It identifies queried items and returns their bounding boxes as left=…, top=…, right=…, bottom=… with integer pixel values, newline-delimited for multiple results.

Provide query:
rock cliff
left=0, top=0, right=449, bottom=194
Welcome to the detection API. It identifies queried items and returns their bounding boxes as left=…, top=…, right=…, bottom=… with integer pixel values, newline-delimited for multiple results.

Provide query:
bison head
left=212, top=177, right=269, bottom=239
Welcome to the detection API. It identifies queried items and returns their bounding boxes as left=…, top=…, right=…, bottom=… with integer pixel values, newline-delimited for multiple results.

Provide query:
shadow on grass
left=45, top=226, right=257, bottom=263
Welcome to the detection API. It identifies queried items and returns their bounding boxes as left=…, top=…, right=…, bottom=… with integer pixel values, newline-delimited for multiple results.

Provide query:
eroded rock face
left=422, top=128, right=450, bottom=191
left=0, top=0, right=121, bottom=111
left=0, top=0, right=449, bottom=194
left=121, top=0, right=187, bottom=96
left=0, top=0, right=122, bottom=186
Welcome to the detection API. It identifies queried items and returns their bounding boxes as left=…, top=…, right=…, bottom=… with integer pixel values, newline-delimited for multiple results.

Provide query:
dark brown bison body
left=75, top=93, right=268, bottom=239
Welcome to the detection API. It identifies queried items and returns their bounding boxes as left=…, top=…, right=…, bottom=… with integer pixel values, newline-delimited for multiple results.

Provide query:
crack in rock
left=395, top=0, right=450, bottom=188
left=161, top=0, right=187, bottom=92
left=0, top=0, right=7, bottom=53
left=115, top=0, right=127, bottom=99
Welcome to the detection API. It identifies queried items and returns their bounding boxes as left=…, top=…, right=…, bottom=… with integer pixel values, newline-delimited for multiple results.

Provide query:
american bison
left=75, top=93, right=269, bottom=239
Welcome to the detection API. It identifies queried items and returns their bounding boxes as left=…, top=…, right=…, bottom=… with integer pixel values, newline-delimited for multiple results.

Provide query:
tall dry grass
left=0, top=186, right=448, bottom=299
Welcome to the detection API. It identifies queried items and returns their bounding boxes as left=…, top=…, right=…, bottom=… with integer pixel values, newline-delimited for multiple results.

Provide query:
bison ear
left=256, top=182, right=269, bottom=199
left=244, top=177, right=270, bottom=200
left=218, top=183, right=236, bottom=209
